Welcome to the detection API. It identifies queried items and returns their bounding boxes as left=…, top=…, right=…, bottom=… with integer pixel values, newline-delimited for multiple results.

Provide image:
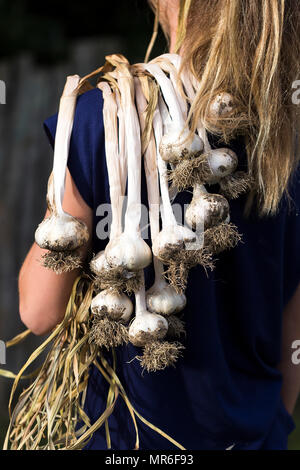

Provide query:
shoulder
left=44, top=87, right=104, bottom=146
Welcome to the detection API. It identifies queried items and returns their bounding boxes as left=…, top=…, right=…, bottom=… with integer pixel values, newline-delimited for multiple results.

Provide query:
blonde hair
left=149, top=0, right=300, bottom=215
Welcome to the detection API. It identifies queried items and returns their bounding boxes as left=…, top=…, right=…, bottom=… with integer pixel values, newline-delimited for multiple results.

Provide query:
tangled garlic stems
left=145, top=63, right=203, bottom=163
left=135, top=77, right=187, bottom=317
left=151, top=107, right=212, bottom=292
left=105, top=65, right=152, bottom=272
left=35, top=76, right=89, bottom=273
left=89, top=82, right=140, bottom=293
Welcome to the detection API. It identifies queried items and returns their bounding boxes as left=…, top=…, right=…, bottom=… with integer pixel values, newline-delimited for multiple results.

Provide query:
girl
left=18, top=0, right=300, bottom=450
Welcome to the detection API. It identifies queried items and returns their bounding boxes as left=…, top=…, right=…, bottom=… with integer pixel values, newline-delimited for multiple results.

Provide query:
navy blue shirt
left=44, top=88, right=300, bottom=450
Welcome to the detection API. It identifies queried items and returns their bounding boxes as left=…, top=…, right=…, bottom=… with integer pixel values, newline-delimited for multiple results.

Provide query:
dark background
left=0, top=0, right=299, bottom=451
left=0, top=0, right=166, bottom=64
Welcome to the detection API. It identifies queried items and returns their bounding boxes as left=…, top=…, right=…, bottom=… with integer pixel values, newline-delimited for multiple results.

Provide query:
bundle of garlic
left=35, top=75, right=89, bottom=273
left=35, top=52, right=252, bottom=373
left=134, top=77, right=185, bottom=370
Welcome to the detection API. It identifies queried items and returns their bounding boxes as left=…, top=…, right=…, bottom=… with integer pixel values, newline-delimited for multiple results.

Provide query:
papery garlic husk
left=128, top=311, right=168, bottom=347
left=35, top=213, right=89, bottom=251
left=186, top=192, right=230, bottom=231
left=146, top=281, right=186, bottom=316
left=159, top=128, right=204, bottom=163
left=105, top=232, right=152, bottom=271
left=209, top=93, right=234, bottom=117
left=91, top=289, right=133, bottom=323
left=152, top=225, right=196, bottom=261
left=205, top=148, right=238, bottom=184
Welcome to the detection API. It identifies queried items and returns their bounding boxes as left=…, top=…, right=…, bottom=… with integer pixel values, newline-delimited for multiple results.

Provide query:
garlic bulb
left=185, top=184, right=230, bottom=230
left=205, top=148, right=238, bottom=184
left=146, top=267, right=186, bottom=315
left=35, top=213, right=89, bottom=251
left=152, top=224, right=196, bottom=261
left=144, top=63, right=203, bottom=163
left=91, top=289, right=133, bottom=322
left=105, top=233, right=152, bottom=271
left=209, top=92, right=234, bottom=117
left=129, top=276, right=168, bottom=347
left=129, top=311, right=168, bottom=347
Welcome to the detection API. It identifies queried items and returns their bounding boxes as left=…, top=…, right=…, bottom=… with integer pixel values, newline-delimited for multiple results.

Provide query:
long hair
left=149, top=0, right=300, bottom=215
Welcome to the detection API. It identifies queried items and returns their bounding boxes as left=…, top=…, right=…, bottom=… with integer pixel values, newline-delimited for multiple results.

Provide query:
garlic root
left=204, top=222, right=242, bottom=254
left=137, top=341, right=185, bottom=373
left=89, top=314, right=129, bottom=350
left=219, top=171, right=253, bottom=199
left=41, top=250, right=82, bottom=274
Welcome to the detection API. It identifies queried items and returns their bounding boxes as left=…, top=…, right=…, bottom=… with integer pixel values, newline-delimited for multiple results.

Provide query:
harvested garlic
left=129, top=275, right=168, bottom=347
left=209, top=92, right=234, bottom=117
left=135, top=78, right=187, bottom=316
left=197, top=123, right=238, bottom=184
left=105, top=65, right=152, bottom=271
left=146, top=259, right=186, bottom=315
left=144, top=62, right=203, bottom=163
left=35, top=75, right=89, bottom=252
left=91, top=289, right=133, bottom=322
left=185, top=184, right=230, bottom=230
left=151, top=106, right=196, bottom=262
left=35, top=213, right=88, bottom=251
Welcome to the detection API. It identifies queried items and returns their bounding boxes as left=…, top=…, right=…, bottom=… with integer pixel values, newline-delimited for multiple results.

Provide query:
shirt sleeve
left=283, top=164, right=300, bottom=305
left=43, top=87, right=104, bottom=209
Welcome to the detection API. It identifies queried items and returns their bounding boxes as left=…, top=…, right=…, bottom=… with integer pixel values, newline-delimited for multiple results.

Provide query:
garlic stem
left=144, top=63, right=184, bottom=128
left=152, top=108, right=177, bottom=228
left=52, top=75, right=80, bottom=216
left=134, top=77, right=160, bottom=240
left=135, top=275, right=148, bottom=316
left=115, top=88, right=128, bottom=196
left=153, top=56, right=187, bottom=117
left=117, top=68, right=142, bottom=234
left=98, top=82, right=123, bottom=240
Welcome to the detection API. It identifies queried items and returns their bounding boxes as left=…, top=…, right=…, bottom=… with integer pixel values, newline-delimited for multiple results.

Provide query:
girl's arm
left=18, top=169, right=93, bottom=336
left=279, top=282, right=300, bottom=414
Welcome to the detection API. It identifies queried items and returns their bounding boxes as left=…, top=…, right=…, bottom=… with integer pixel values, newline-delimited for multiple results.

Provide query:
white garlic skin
left=105, top=232, right=152, bottom=271
left=90, top=250, right=111, bottom=276
left=146, top=282, right=186, bottom=316
left=128, top=311, right=168, bottom=347
left=152, top=225, right=196, bottom=259
left=186, top=193, right=230, bottom=230
left=159, top=129, right=204, bottom=163
left=209, top=93, right=234, bottom=117
left=35, top=213, right=89, bottom=251
left=91, top=289, right=133, bottom=322
left=206, top=148, right=238, bottom=184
